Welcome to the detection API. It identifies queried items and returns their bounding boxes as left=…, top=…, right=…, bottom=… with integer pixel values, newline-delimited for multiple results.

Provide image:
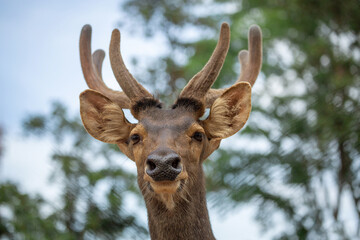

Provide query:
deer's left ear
left=203, top=82, right=252, bottom=139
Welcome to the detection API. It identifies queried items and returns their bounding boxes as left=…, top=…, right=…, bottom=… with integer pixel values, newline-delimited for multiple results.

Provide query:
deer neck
left=143, top=166, right=215, bottom=240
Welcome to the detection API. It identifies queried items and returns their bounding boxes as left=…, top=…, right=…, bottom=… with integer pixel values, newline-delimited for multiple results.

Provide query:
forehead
left=139, top=108, right=197, bottom=132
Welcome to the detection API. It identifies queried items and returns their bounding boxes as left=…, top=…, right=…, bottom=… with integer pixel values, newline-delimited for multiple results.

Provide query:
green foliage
left=1, top=102, right=147, bottom=239
left=120, top=0, right=360, bottom=239
left=0, top=183, right=60, bottom=239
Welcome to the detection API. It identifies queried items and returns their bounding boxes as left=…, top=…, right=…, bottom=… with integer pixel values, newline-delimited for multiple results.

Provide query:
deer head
left=79, top=23, right=262, bottom=213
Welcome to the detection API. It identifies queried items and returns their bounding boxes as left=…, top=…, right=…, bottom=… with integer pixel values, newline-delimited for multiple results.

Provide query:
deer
left=79, top=22, right=262, bottom=239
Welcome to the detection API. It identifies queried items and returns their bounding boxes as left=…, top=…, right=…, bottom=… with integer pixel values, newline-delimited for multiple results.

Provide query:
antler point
left=238, top=50, right=249, bottom=63
left=249, top=25, right=262, bottom=38
left=82, top=24, right=92, bottom=32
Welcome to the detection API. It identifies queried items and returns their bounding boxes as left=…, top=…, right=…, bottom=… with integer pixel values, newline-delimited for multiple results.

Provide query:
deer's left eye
left=192, top=132, right=203, bottom=142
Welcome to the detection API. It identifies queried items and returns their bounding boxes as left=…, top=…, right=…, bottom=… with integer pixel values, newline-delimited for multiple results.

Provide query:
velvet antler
left=109, top=29, right=153, bottom=103
left=79, top=25, right=131, bottom=108
left=179, top=23, right=230, bottom=105
left=205, top=25, right=262, bottom=107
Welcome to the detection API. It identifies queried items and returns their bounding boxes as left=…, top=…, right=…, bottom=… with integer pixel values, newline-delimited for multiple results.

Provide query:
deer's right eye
left=130, top=134, right=141, bottom=144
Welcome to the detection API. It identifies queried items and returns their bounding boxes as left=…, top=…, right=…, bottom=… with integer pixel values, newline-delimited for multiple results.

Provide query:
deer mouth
left=149, top=180, right=181, bottom=194
left=144, top=171, right=188, bottom=194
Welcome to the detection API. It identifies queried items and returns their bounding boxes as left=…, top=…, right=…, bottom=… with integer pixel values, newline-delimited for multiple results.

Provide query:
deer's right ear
left=80, top=89, right=134, bottom=144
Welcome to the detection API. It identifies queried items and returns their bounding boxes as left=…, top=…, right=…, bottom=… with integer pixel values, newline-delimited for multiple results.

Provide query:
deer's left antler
left=179, top=23, right=231, bottom=104
left=204, top=25, right=262, bottom=107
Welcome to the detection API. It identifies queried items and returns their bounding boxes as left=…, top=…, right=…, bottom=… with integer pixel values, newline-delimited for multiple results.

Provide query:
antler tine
left=205, top=25, right=262, bottom=107
left=179, top=23, right=230, bottom=102
left=80, top=25, right=101, bottom=90
left=237, top=25, right=262, bottom=86
left=109, top=29, right=153, bottom=102
left=92, top=49, right=105, bottom=78
left=80, top=25, right=131, bottom=108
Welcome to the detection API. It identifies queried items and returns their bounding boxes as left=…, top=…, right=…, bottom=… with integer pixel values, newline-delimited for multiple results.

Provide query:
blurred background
left=1, top=0, right=359, bottom=239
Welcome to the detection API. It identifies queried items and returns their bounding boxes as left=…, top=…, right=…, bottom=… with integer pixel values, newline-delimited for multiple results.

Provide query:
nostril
left=171, top=158, right=180, bottom=169
left=147, top=159, right=156, bottom=171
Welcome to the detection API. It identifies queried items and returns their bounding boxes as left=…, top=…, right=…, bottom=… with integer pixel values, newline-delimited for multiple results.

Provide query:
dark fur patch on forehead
left=132, top=98, right=162, bottom=114
left=172, top=97, right=203, bottom=113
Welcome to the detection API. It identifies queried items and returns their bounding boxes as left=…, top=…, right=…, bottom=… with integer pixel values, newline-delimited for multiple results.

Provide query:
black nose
left=146, top=151, right=182, bottom=181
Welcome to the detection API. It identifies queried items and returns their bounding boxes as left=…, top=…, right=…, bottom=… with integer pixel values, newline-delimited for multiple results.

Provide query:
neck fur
left=142, top=166, right=215, bottom=240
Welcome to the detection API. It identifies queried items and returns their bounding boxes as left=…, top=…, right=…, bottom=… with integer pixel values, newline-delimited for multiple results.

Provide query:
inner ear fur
left=203, top=82, right=252, bottom=139
left=79, top=89, right=134, bottom=144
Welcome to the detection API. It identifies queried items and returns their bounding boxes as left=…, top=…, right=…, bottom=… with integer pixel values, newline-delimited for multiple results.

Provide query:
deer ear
left=79, top=89, right=133, bottom=144
left=203, top=82, right=252, bottom=139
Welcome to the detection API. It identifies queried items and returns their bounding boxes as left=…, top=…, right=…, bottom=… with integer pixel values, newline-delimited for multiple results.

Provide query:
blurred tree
left=119, top=0, right=360, bottom=239
left=0, top=102, right=147, bottom=239
left=0, top=183, right=61, bottom=239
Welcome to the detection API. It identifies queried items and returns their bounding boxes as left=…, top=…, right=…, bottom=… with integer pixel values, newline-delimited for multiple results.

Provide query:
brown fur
left=80, top=90, right=134, bottom=144
left=80, top=93, right=251, bottom=239
left=79, top=23, right=262, bottom=240
left=143, top=165, right=215, bottom=240
left=204, top=82, right=252, bottom=139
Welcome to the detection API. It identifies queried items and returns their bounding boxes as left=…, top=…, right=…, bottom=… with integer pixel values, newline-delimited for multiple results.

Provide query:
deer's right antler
left=79, top=25, right=131, bottom=108
left=109, top=29, right=154, bottom=103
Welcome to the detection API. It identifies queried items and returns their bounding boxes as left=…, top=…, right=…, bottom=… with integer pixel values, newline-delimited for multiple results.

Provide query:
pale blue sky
left=0, top=0, right=167, bottom=133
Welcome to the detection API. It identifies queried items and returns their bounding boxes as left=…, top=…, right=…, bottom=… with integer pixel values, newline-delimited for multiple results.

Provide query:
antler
left=80, top=24, right=261, bottom=111
left=205, top=25, right=262, bottom=107
left=80, top=25, right=131, bottom=108
left=179, top=23, right=230, bottom=103
left=109, top=29, right=153, bottom=102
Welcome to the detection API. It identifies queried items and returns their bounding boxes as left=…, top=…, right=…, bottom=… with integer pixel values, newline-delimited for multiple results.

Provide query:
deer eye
left=192, top=132, right=203, bottom=142
left=130, top=134, right=141, bottom=144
